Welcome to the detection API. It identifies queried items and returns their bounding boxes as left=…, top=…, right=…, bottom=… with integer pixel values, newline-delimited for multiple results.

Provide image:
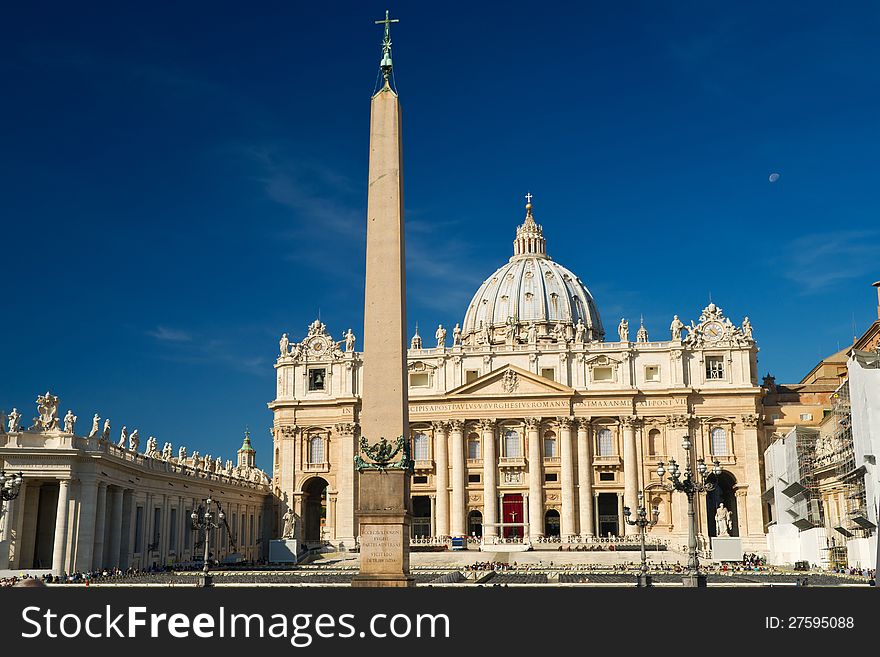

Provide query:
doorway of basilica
left=597, top=492, right=620, bottom=537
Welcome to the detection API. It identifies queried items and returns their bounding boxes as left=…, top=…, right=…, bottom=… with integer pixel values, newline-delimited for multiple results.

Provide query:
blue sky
left=2, top=1, right=879, bottom=470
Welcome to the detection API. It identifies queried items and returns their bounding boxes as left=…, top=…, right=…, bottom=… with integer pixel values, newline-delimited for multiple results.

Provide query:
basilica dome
left=461, top=200, right=604, bottom=344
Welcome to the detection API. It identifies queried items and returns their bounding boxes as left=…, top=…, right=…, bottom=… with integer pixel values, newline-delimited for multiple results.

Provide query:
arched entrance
left=412, top=496, right=431, bottom=537
left=467, top=510, right=483, bottom=537
left=706, top=471, right=738, bottom=537
left=544, top=509, right=561, bottom=537
left=302, top=477, right=328, bottom=542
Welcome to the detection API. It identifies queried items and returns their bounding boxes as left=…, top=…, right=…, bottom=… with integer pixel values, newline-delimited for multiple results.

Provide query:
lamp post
left=0, top=471, right=24, bottom=508
left=191, top=497, right=225, bottom=588
left=623, top=490, right=659, bottom=587
left=656, top=435, right=721, bottom=587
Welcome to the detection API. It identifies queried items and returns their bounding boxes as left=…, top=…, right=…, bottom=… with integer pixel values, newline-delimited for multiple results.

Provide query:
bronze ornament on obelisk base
left=351, top=11, right=414, bottom=588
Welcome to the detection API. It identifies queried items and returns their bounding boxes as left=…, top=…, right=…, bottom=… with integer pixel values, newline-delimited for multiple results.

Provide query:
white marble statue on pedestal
left=118, top=426, right=128, bottom=448
left=101, top=419, right=111, bottom=442
left=279, top=333, right=290, bottom=357
left=145, top=435, right=157, bottom=456
left=162, top=442, right=173, bottom=460
left=452, top=323, right=462, bottom=346
left=345, top=328, right=356, bottom=352
left=715, top=503, right=732, bottom=537
left=88, top=413, right=100, bottom=438
left=527, top=322, right=537, bottom=345
left=281, top=509, right=301, bottom=540
left=178, top=445, right=187, bottom=462
left=670, top=315, right=684, bottom=340
left=435, top=324, right=446, bottom=348
left=617, top=318, right=629, bottom=342
left=63, top=410, right=77, bottom=434
left=574, top=318, right=586, bottom=343
left=742, top=316, right=753, bottom=340
left=129, top=429, right=140, bottom=451
left=7, top=409, right=20, bottom=433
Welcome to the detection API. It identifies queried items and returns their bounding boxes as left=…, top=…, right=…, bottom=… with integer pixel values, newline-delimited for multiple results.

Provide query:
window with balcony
left=467, top=436, right=480, bottom=460
left=597, top=428, right=613, bottom=457
left=544, top=432, right=557, bottom=458
left=412, top=433, right=429, bottom=461
left=648, top=428, right=661, bottom=456
left=711, top=427, right=728, bottom=456
left=504, top=430, right=521, bottom=458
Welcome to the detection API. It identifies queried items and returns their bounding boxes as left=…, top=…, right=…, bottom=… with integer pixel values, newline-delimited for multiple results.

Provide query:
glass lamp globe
left=682, top=436, right=692, bottom=451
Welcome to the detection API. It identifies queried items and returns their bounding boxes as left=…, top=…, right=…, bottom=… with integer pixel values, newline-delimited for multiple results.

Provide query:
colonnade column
left=480, top=419, right=497, bottom=537
left=92, top=483, right=107, bottom=570
left=739, top=414, right=763, bottom=538
left=621, top=415, right=639, bottom=535
left=526, top=417, right=543, bottom=540
left=432, top=421, right=449, bottom=537
left=558, top=416, right=575, bottom=539
left=577, top=420, right=594, bottom=537
left=449, top=420, right=466, bottom=537
left=617, top=492, right=625, bottom=537
left=75, top=477, right=99, bottom=572
left=108, top=487, right=123, bottom=568
left=52, top=479, right=70, bottom=575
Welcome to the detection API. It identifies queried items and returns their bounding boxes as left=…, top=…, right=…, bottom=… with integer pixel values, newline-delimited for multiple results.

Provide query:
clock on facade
left=310, top=338, right=325, bottom=352
left=703, top=321, right=724, bottom=341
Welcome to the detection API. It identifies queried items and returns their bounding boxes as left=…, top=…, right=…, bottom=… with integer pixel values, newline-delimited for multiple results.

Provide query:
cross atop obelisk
left=375, top=10, right=399, bottom=82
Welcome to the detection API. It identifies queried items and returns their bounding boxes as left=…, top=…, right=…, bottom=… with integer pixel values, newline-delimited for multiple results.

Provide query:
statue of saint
left=715, top=503, right=732, bottom=537
left=742, top=317, right=753, bottom=339
left=88, top=413, right=100, bottom=438
left=452, top=323, right=462, bottom=346
left=617, top=318, right=629, bottom=342
left=575, top=318, right=586, bottom=343
left=279, top=333, right=290, bottom=357
left=118, top=426, right=128, bottom=448
left=505, top=317, right=518, bottom=346
left=129, top=428, right=140, bottom=452
left=101, top=419, right=111, bottom=442
left=527, top=322, right=538, bottom=345
left=0, top=409, right=5, bottom=434
left=344, top=328, right=356, bottom=352
left=178, top=445, right=187, bottom=462
left=163, top=442, right=173, bottom=460
left=63, top=410, right=77, bottom=434
left=670, top=315, right=684, bottom=340
left=7, top=408, right=21, bottom=433
left=35, top=391, right=60, bottom=431
left=281, top=509, right=300, bottom=539
left=435, top=324, right=447, bottom=348
left=480, top=321, right=491, bottom=345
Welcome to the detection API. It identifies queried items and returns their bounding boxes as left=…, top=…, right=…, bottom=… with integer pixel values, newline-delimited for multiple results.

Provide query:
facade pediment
left=447, top=364, right=575, bottom=397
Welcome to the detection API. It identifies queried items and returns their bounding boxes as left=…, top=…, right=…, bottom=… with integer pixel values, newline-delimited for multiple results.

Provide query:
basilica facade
left=270, top=202, right=768, bottom=553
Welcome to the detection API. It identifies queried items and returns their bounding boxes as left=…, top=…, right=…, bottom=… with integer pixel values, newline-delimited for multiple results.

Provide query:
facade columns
left=740, top=415, right=764, bottom=539
left=617, top=491, right=625, bottom=537
left=52, top=479, right=70, bottom=575
left=558, top=416, right=576, bottom=538
left=334, top=423, right=357, bottom=547
left=429, top=494, right=436, bottom=537
left=480, top=419, right=498, bottom=537
left=432, top=421, right=449, bottom=537
left=107, top=487, right=123, bottom=569
left=92, top=483, right=107, bottom=570
left=593, top=491, right=600, bottom=536
left=526, top=417, right=543, bottom=540
left=577, top=420, right=594, bottom=537
left=75, top=477, right=99, bottom=572
left=621, top=416, right=639, bottom=535
left=449, top=420, right=466, bottom=537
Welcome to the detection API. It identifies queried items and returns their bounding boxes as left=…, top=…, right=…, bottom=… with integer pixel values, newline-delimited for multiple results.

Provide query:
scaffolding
left=819, top=381, right=870, bottom=568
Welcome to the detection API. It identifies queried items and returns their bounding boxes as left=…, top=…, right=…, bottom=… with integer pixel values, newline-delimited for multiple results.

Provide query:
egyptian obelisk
left=351, top=11, right=414, bottom=588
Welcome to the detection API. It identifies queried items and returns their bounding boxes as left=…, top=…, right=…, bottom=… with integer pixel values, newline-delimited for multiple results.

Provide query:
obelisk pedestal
left=351, top=470, right=414, bottom=587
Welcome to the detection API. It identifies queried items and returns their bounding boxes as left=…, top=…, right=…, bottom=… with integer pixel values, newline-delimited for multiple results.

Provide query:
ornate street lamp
left=191, top=497, right=225, bottom=588
left=623, top=490, right=659, bottom=587
left=656, top=435, right=721, bottom=587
